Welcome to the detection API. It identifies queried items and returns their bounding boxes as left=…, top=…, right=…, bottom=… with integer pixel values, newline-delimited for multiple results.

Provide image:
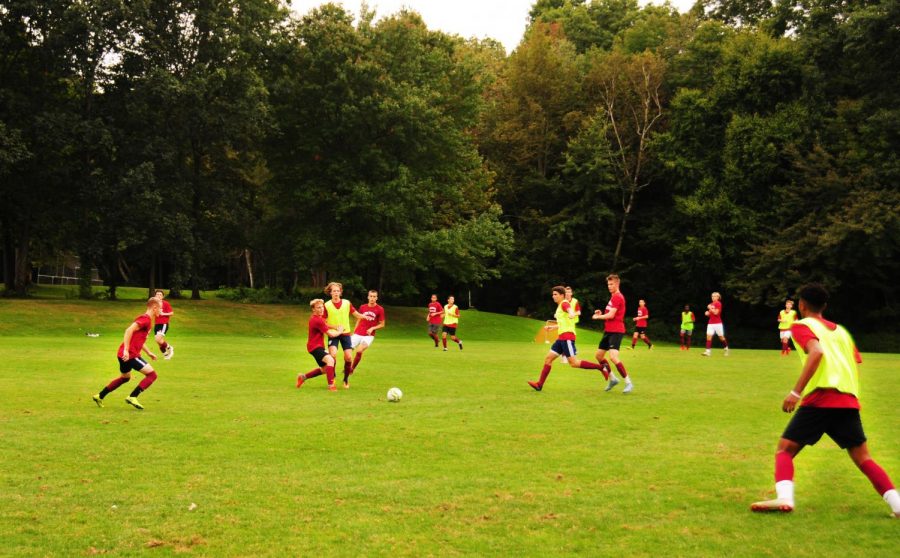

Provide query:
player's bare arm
left=782, top=338, right=824, bottom=413
left=141, top=344, right=157, bottom=361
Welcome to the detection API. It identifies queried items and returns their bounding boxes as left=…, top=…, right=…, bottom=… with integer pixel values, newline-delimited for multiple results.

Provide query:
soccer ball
left=386, top=387, right=403, bottom=402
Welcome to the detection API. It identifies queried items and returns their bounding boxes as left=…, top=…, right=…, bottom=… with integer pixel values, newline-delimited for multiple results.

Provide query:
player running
left=92, top=297, right=162, bottom=410
left=153, top=289, right=174, bottom=359
left=701, top=292, right=729, bottom=356
left=296, top=298, right=344, bottom=391
left=680, top=304, right=695, bottom=350
left=592, top=274, right=633, bottom=393
left=750, top=284, right=900, bottom=518
left=346, top=289, right=386, bottom=388
left=777, top=299, right=797, bottom=355
left=426, top=294, right=443, bottom=348
left=630, top=299, right=653, bottom=350
left=441, top=295, right=463, bottom=351
left=322, top=282, right=367, bottom=383
left=528, top=286, right=607, bottom=391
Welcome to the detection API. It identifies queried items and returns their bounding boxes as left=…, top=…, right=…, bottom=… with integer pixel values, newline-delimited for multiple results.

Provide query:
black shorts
left=634, top=327, right=647, bottom=335
left=442, top=325, right=457, bottom=335
left=328, top=335, right=352, bottom=351
left=118, top=356, right=149, bottom=374
left=599, top=332, right=624, bottom=351
left=782, top=407, right=867, bottom=449
left=154, top=323, right=169, bottom=335
left=309, top=347, right=328, bottom=367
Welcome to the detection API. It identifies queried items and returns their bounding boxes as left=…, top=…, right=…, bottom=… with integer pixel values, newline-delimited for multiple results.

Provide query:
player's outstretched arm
left=141, top=344, right=157, bottom=361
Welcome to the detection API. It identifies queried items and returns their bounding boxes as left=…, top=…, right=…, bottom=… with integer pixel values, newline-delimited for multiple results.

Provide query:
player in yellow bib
left=323, top=282, right=368, bottom=385
left=440, top=295, right=463, bottom=350
left=777, top=299, right=797, bottom=355
left=750, top=284, right=900, bottom=517
left=527, top=286, right=607, bottom=391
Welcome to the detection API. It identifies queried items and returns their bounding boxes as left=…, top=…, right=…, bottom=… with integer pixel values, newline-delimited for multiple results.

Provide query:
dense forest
left=2, top=1, right=898, bottom=338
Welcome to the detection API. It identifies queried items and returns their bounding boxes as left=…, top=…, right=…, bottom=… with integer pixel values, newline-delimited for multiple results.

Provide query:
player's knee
left=120, top=374, right=132, bottom=381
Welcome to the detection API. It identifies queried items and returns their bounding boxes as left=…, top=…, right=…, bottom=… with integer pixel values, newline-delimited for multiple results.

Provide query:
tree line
left=2, top=1, right=897, bottom=336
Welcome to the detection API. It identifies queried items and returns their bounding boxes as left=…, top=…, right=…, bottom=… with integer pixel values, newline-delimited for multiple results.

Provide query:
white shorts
left=780, top=330, right=792, bottom=340
left=706, top=324, right=725, bottom=337
left=351, top=334, right=374, bottom=349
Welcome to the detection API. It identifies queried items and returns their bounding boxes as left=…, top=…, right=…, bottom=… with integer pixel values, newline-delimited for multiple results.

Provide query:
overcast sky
left=289, top=1, right=697, bottom=53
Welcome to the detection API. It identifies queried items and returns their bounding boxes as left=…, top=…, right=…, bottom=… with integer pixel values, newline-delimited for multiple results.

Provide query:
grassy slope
left=0, top=288, right=897, bottom=557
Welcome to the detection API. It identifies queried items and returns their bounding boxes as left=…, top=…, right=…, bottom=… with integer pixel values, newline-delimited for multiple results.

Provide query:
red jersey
left=707, top=301, right=722, bottom=324
left=635, top=306, right=648, bottom=328
left=428, top=302, right=443, bottom=324
left=605, top=292, right=626, bottom=333
left=117, top=314, right=152, bottom=359
left=792, top=317, right=862, bottom=409
left=354, top=304, right=385, bottom=335
left=307, top=314, right=331, bottom=352
left=156, top=300, right=173, bottom=325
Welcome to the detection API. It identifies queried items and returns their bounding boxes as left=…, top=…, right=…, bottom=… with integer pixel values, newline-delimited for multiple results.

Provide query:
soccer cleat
left=604, top=376, right=620, bottom=392
left=343, top=381, right=350, bottom=389
left=648, top=345, right=653, bottom=351
left=458, top=341, right=463, bottom=350
left=629, top=346, right=634, bottom=350
left=623, top=382, right=634, bottom=394
left=701, top=350, right=711, bottom=357
left=92, top=394, right=104, bottom=408
left=443, top=347, right=448, bottom=351
left=125, top=396, right=144, bottom=410
left=528, top=381, right=542, bottom=392
left=296, top=374, right=305, bottom=388
left=750, top=499, right=793, bottom=513
left=327, top=384, right=338, bottom=392
left=724, top=348, right=730, bottom=356
left=164, top=345, right=174, bottom=360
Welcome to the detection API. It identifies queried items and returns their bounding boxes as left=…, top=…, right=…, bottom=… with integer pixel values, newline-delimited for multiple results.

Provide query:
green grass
left=0, top=288, right=897, bottom=556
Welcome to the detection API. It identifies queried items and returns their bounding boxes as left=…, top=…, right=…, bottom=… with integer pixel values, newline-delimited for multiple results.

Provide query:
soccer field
left=0, top=291, right=897, bottom=557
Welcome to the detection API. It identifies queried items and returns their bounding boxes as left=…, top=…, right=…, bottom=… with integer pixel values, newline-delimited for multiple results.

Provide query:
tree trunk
left=244, top=248, right=254, bottom=289
left=2, top=224, right=14, bottom=291
left=148, top=256, right=157, bottom=298
left=14, top=224, right=31, bottom=296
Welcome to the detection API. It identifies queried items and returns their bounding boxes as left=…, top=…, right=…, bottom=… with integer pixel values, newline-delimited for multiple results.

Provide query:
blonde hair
left=309, top=298, right=324, bottom=308
left=712, top=292, right=721, bottom=298
left=324, top=282, right=342, bottom=295
left=147, top=297, right=161, bottom=307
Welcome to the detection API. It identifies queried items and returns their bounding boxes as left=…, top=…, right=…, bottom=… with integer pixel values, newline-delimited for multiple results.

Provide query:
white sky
left=289, top=1, right=697, bottom=53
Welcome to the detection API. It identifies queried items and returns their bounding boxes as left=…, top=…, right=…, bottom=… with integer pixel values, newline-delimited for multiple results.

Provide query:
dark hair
left=797, top=284, right=828, bottom=312
left=552, top=285, right=566, bottom=295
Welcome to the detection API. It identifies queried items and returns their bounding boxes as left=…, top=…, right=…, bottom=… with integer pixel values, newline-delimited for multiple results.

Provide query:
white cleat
left=723, top=348, right=730, bottom=356
left=701, top=350, right=711, bottom=357
left=750, top=498, right=793, bottom=513
left=623, top=382, right=633, bottom=394
left=604, top=376, right=619, bottom=392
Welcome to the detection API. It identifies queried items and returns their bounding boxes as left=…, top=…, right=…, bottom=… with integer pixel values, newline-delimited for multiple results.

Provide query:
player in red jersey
left=346, top=290, right=386, bottom=388
left=527, top=286, right=607, bottom=391
left=153, top=289, right=174, bottom=359
left=630, top=299, right=653, bottom=350
left=296, top=298, right=344, bottom=391
left=701, top=291, right=729, bottom=356
left=592, top=274, right=633, bottom=393
left=750, top=284, right=900, bottom=517
left=92, top=297, right=162, bottom=410
left=426, top=294, right=443, bottom=348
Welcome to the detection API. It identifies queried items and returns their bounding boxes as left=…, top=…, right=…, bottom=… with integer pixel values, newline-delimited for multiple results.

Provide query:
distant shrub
left=216, top=287, right=295, bottom=304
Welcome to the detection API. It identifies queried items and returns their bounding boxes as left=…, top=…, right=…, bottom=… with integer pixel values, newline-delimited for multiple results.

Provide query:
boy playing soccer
left=701, top=292, right=729, bottom=356
left=592, top=274, right=633, bottom=393
left=680, top=305, right=695, bottom=350
left=750, top=284, right=900, bottom=517
left=92, top=297, right=162, bottom=410
left=630, top=299, right=653, bottom=350
left=777, top=299, right=797, bottom=355
left=426, top=294, right=443, bottom=347
left=441, top=295, right=463, bottom=351
left=153, top=289, right=174, bottom=359
left=347, top=289, right=386, bottom=387
left=296, top=298, right=344, bottom=391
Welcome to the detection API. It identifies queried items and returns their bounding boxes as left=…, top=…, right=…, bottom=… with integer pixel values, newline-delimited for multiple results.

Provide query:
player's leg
left=641, top=332, right=652, bottom=349
left=594, top=346, right=611, bottom=381
left=630, top=331, right=638, bottom=349
left=322, top=353, right=337, bottom=389
left=529, top=347, right=561, bottom=391
left=352, top=341, right=369, bottom=372
left=441, top=329, right=448, bottom=350
left=840, top=416, right=900, bottom=517
left=751, top=437, right=803, bottom=512
left=703, top=327, right=714, bottom=356
left=685, top=331, right=692, bottom=350
left=451, top=333, right=462, bottom=350
left=607, top=342, right=633, bottom=393
left=719, top=327, right=729, bottom=354
left=125, top=360, right=157, bottom=410
left=94, top=359, right=133, bottom=407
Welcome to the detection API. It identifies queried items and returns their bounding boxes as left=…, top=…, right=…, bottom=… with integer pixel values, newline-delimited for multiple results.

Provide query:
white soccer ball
left=386, top=387, right=403, bottom=402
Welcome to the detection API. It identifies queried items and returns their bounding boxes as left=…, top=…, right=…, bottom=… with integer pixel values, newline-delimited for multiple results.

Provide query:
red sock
left=325, top=366, right=335, bottom=385
left=775, top=450, right=794, bottom=482
left=686, top=336, right=691, bottom=349
left=859, top=459, right=895, bottom=496
left=706, top=340, right=712, bottom=349
left=538, top=364, right=551, bottom=386
left=159, top=342, right=169, bottom=352
left=305, top=368, right=323, bottom=379
left=442, top=338, right=447, bottom=348
left=644, top=336, right=652, bottom=347
left=106, top=376, right=129, bottom=392
left=599, top=360, right=610, bottom=380
left=615, top=361, right=628, bottom=379
left=578, top=360, right=603, bottom=370
left=138, top=371, right=157, bottom=390
left=352, top=353, right=362, bottom=370
left=679, top=333, right=684, bottom=346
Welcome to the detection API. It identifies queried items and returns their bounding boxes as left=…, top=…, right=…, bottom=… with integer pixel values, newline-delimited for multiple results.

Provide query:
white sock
left=884, top=489, right=900, bottom=515
left=775, top=480, right=794, bottom=504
